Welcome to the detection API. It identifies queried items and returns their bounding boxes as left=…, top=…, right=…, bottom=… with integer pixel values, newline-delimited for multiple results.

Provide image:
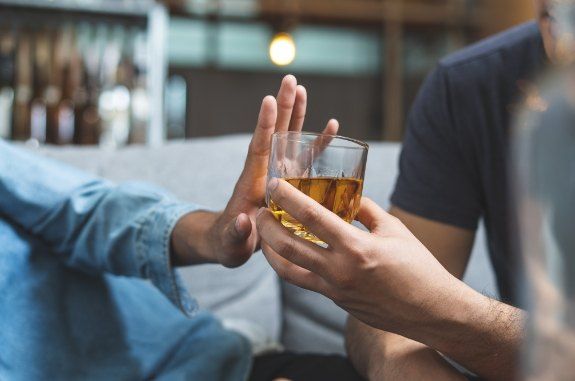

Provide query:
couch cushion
left=33, top=136, right=282, bottom=342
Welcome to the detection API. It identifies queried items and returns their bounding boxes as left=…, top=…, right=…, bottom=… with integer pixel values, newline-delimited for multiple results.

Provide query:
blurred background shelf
left=0, top=0, right=534, bottom=146
left=162, top=0, right=532, bottom=142
left=0, top=0, right=168, bottom=147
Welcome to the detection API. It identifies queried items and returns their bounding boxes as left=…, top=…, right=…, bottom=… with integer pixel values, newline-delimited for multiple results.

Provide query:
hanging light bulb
left=269, top=32, right=296, bottom=67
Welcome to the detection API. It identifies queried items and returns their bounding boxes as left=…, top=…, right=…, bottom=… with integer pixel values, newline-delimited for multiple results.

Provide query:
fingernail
left=284, top=74, right=296, bottom=83
left=268, top=178, right=279, bottom=192
left=257, top=207, right=266, bottom=217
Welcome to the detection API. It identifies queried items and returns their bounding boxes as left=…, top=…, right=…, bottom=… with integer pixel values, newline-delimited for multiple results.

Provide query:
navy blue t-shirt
left=391, top=22, right=547, bottom=306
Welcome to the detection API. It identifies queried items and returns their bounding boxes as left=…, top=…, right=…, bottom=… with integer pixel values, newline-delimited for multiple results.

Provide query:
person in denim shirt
left=0, top=76, right=361, bottom=381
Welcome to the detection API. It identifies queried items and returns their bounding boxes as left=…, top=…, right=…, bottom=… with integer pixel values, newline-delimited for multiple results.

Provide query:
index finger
left=243, top=95, right=277, bottom=176
left=267, top=178, right=357, bottom=249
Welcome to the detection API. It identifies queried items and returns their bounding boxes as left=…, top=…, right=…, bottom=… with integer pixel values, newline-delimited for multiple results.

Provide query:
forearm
left=0, top=141, right=202, bottom=276
left=384, top=208, right=522, bottom=379
left=408, top=282, right=525, bottom=381
left=346, top=317, right=466, bottom=381
left=345, top=316, right=385, bottom=379
left=348, top=279, right=525, bottom=381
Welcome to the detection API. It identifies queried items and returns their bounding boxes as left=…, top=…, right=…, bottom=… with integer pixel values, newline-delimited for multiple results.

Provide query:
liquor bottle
left=0, top=31, right=15, bottom=139
left=12, top=31, right=32, bottom=141
left=164, top=0, right=187, bottom=12
left=45, top=28, right=64, bottom=144
left=98, top=25, right=130, bottom=149
left=130, top=30, right=150, bottom=144
left=76, top=24, right=102, bottom=145
left=30, top=30, right=51, bottom=144
left=54, top=26, right=76, bottom=145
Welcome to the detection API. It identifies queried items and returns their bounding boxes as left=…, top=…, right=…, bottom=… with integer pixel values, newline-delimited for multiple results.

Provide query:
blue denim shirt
left=0, top=140, right=252, bottom=380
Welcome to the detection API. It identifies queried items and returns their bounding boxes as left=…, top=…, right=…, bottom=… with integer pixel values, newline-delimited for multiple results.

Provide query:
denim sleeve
left=0, top=139, right=199, bottom=315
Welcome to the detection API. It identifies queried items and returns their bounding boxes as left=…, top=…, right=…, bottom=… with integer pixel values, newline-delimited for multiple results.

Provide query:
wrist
left=414, top=285, right=525, bottom=380
left=410, top=275, right=482, bottom=349
left=171, top=210, right=222, bottom=266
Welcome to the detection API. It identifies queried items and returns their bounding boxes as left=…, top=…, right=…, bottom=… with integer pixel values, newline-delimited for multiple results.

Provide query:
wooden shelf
left=259, top=0, right=484, bottom=27
left=168, top=0, right=490, bottom=142
left=0, top=0, right=155, bottom=19
left=170, top=0, right=488, bottom=29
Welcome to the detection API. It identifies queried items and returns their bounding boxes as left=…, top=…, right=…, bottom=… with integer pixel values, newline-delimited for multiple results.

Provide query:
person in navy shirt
left=256, top=1, right=566, bottom=380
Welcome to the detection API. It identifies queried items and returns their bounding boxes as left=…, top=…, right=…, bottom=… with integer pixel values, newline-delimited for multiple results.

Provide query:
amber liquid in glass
left=269, top=177, right=363, bottom=244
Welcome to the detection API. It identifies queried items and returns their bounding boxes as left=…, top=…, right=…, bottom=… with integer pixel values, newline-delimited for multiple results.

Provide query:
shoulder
left=439, top=22, right=542, bottom=69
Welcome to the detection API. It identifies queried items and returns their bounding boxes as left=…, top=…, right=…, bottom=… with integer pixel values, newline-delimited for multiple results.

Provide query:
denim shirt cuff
left=137, top=201, right=201, bottom=317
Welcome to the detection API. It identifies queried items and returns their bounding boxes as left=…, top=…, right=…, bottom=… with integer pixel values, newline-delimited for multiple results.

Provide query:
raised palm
left=211, top=75, right=339, bottom=268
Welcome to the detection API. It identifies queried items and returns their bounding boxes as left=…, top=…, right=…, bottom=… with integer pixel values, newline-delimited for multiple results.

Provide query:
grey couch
left=35, top=135, right=497, bottom=355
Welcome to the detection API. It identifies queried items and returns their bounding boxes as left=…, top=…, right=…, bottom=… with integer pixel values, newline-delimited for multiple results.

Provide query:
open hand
left=173, top=75, right=339, bottom=268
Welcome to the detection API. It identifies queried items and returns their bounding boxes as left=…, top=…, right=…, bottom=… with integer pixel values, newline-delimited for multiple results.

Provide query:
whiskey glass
left=267, top=131, right=369, bottom=244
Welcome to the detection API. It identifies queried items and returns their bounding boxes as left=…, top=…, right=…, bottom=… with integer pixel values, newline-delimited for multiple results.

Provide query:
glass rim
left=272, top=131, right=369, bottom=150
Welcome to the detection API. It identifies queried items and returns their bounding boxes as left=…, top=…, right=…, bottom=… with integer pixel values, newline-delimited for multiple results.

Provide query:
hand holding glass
left=266, top=131, right=369, bottom=244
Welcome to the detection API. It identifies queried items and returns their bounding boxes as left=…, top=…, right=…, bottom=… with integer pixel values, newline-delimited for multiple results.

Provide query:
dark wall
left=169, top=67, right=384, bottom=142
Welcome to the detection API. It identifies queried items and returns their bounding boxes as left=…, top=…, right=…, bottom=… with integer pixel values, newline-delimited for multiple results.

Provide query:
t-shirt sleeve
left=390, top=65, right=482, bottom=230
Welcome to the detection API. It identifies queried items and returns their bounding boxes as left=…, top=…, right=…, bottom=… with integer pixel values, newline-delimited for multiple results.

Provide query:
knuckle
left=389, top=215, right=402, bottom=226
left=300, top=205, right=321, bottom=224
left=327, top=267, right=354, bottom=290
left=354, top=242, right=380, bottom=271
left=273, top=186, right=285, bottom=202
left=255, top=211, right=263, bottom=226
left=275, top=266, right=291, bottom=282
left=275, top=264, right=297, bottom=285
left=278, top=237, right=299, bottom=261
left=278, top=98, right=293, bottom=110
left=248, top=141, right=268, bottom=158
left=342, top=234, right=363, bottom=253
left=282, top=273, right=297, bottom=285
left=326, top=289, right=344, bottom=305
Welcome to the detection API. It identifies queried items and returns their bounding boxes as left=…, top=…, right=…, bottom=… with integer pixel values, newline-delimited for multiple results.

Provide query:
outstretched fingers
left=276, top=75, right=298, bottom=133
left=311, top=119, right=340, bottom=154
left=288, top=85, right=308, bottom=132
left=322, top=119, right=339, bottom=136
left=246, top=95, right=278, bottom=164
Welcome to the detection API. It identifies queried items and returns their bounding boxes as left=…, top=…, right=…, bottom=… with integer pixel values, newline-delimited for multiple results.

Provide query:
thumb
left=223, top=213, right=253, bottom=246
left=355, top=198, right=395, bottom=234
left=217, top=213, right=255, bottom=268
